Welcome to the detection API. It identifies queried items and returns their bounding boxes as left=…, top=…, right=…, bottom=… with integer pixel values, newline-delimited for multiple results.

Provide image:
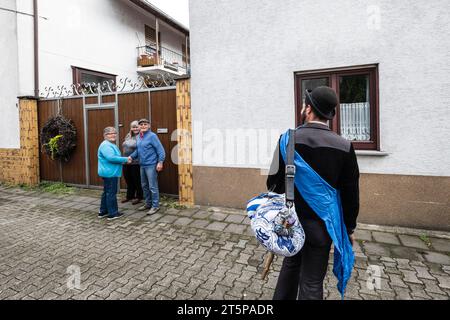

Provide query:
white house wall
left=16, top=0, right=34, bottom=97
left=39, top=0, right=149, bottom=88
left=39, top=0, right=187, bottom=89
left=190, top=0, right=450, bottom=177
left=0, top=0, right=188, bottom=148
left=0, top=0, right=21, bottom=148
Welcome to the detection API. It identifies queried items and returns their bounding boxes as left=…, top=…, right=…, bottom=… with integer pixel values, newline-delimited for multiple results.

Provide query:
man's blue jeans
left=141, top=165, right=160, bottom=208
left=100, top=177, right=119, bottom=217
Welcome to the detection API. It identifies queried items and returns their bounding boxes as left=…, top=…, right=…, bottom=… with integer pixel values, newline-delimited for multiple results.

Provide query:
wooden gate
left=38, top=88, right=179, bottom=196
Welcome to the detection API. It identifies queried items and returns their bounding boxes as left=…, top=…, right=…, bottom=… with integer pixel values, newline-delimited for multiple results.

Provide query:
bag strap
left=285, top=129, right=296, bottom=208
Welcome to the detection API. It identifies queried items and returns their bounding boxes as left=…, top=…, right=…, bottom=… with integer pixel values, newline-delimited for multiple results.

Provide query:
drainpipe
left=33, top=0, right=39, bottom=98
left=156, top=18, right=160, bottom=64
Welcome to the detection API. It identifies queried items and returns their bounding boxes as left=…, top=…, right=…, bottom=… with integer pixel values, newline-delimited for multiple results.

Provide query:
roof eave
left=129, top=0, right=189, bottom=35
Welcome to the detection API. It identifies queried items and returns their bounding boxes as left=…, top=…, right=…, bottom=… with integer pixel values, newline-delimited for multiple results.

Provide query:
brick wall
left=0, top=98, right=40, bottom=186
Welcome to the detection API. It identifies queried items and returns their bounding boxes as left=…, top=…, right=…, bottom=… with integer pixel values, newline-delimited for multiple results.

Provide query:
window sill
left=356, top=150, right=389, bottom=157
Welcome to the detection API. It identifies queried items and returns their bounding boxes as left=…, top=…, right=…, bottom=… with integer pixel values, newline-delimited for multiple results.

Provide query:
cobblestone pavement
left=0, top=185, right=449, bottom=300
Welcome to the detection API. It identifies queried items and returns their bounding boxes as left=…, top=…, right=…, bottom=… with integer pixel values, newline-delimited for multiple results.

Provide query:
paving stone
left=235, top=239, right=249, bottom=249
left=244, top=226, right=254, bottom=237
left=429, top=238, right=450, bottom=253
left=164, top=208, right=180, bottom=215
left=205, top=222, right=228, bottom=232
left=126, top=211, right=147, bottom=220
left=224, top=224, right=247, bottom=235
left=412, top=265, right=435, bottom=280
left=352, top=241, right=363, bottom=253
left=209, top=212, right=228, bottom=222
left=354, top=229, right=372, bottom=241
left=390, top=246, right=425, bottom=262
left=362, top=242, right=391, bottom=256
left=372, top=231, right=400, bottom=245
left=393, top=287, right=412, bottom=300
left=394, top=258, right=414, bottom=270
left=388, top=274, right=408, bottom=288
left=376, top=289, right=396, bottom=300
left=173, top=217, right=193, bottom=227
left=434, top=275, right=450, bottom=289
left=443, top=265, right=450, bottom=275
left=193, top=211, right=211, bottom=220
left=158, top=215, right=178, bottom=224
left=410, top=260, right=427, bottom=267
left=189, top=220, right=210, bottom=229
left=423, top=252, right=450, bottom=265
left=143, top=213, right=163, bottom=222
left=225, top=214, right=246, bottom=224
left=399, top=235, right=430, bottom=250
left=178, top=208, right=199, bottom=218
left=426, top=292, right=448, bottom=300
left=401, top=270, right=423, bottom=285
left=410, top=288, right=432, bottom=300
left=426, top=262, right=448, bottom=276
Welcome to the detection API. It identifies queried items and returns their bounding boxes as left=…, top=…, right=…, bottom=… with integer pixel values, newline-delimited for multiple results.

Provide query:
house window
left=295, top=65, right=379, bottom=150
left=145, top=25, right=161, bottom=55
left=72, top=66, right=116, bottom=86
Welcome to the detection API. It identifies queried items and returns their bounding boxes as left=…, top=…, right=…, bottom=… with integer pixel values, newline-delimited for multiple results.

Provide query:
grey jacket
left=122, top=135, right=139, bottom=165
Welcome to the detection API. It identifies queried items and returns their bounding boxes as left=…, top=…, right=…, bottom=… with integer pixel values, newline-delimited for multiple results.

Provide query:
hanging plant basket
left=40, top=115, right=77, bottom=162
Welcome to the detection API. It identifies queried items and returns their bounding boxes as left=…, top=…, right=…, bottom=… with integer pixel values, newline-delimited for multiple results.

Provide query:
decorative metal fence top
left=40, top=74, right=176, bottom=99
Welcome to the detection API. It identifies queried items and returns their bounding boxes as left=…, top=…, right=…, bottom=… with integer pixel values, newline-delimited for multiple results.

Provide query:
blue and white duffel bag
left=246, top=129, right=305, bottom=258
left=247, top=192, right=305, bottom=257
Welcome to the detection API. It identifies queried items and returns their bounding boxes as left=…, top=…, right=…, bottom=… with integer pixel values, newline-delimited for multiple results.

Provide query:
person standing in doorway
left=130, top=119, right=165, bottom=215
left=122, top=121, right=144, bottom=205
left=267, top=86, right=360, bottom=300
left=98, top=127, right=132, bottom=221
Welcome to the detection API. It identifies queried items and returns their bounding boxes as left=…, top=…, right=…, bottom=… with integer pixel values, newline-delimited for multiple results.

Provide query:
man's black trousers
left=273, top=218, right=332, bottom=300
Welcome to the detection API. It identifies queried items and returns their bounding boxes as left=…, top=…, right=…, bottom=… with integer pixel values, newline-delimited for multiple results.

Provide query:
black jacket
left=266, top=123, right=360, bottom=234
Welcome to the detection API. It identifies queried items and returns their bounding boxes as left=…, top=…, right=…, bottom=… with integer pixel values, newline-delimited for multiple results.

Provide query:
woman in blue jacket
left=98, top=127, right=131, bottom=220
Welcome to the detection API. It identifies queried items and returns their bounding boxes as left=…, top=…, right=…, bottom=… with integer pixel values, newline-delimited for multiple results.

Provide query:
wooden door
left=61, top=98, right=86, bottom=185
left=87, top=108, right=115, bottom=187
left=118, top=92, right=150, bottom=189
left=38, top=100, right=60, bottom=182
left=151, top=90, right=179, bottom=196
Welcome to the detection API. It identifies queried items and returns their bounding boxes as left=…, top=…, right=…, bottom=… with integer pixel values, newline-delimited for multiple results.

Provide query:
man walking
left=267, top=86, right=360, bottom=300
left=130, top=119, right=165, bottom=215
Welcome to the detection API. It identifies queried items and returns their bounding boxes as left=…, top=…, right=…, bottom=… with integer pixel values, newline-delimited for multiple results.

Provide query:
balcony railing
left=137, top=45, right=189, bottom=75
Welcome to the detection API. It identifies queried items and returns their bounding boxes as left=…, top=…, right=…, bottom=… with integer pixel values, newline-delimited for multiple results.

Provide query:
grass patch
left=17, top=181, right=75, bottom=195
left=18, top=183, right=38, bottom=191
left=160, top=195, right=187, bottom=210
left=40, top=182, right=75, bottom=195
left=0, top=181, right=15, bottom=189
left=419, top=234, right=432, bottom=248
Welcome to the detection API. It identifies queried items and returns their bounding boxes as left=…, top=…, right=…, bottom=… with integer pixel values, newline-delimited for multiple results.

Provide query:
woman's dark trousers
left=123, top=164, right=143, bottom=200
left=100, top=177, right=119, bottom=217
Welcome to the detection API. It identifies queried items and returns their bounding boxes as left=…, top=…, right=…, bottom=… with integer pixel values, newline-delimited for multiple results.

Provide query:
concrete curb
left=358, top=223, right=450, bottom=240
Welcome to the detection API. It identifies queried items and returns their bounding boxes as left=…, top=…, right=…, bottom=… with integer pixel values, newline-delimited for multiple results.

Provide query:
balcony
left=137, top=45, right=190, bottom=78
